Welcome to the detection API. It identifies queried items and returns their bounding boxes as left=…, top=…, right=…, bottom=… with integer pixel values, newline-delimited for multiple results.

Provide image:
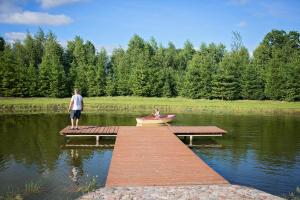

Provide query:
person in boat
left=152, top=108, right=161, bottom=118
left=68, top=88, right=84, bottom=130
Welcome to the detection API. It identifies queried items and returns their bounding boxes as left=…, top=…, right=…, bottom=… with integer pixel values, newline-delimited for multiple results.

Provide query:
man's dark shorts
left=70, top=110, right=81, bottom=119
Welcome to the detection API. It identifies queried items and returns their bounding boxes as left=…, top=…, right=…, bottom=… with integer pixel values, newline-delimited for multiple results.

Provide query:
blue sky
left=0, top=0, right=299, bottom=54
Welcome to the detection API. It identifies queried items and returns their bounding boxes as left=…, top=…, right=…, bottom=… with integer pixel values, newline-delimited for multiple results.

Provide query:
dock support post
left=96, top=136, right=100, bottom=146
left=189, top=136, right=193, bottom=146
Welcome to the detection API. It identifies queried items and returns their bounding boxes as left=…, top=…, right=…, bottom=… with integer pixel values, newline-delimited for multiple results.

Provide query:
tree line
left=0, top=29, right=299, bottom=101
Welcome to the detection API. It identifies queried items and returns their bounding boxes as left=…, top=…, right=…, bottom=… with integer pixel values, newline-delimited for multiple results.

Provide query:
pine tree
left=111, top=48, right=131, bottom=96
left=212, top=53, right=240, bottom=100
left=164, top=42, right=178, bottom=70
left=183, top=54, right=202, bottom=99
left=0, top=37, right=5, bottom=52
left=161, top=68, right=177, bottom=97
left=253, top=29, right=300, bottom=100
left=284, top=53, right=300, bottom=101
left=212, top=33, right=249, bottom=100
left=27, top=63, right=38, bottom=97
left=13, top=41, right=28, bottom=96
left=131, top=54, right=151, bottom=96
left=34, top=28, right=46, bottom=67
left=178, top=40, right=195, bottom=71
left=265, top=60, right=285, bottom=100
left=0, top=44, right=17, bottom=96
left=87, top=48, right=107, bottom=96
left=68, top=36, right=89, bottom=96
left=39, top=33, right=67, bottom=97
left=241, top=64, right=264, bottom=99
left=105, top=73, right=116, bottom=96
left=127, top=35, right=153, bottom=96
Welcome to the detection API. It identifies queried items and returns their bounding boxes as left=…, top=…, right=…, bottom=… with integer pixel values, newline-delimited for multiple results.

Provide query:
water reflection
left=0, top=113, right=299, bottom=198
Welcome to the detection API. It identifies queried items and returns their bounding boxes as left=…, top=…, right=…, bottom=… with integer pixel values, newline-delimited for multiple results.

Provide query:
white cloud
left=237, top=21, right=247, bottom=28
left=4, top=32, right=27, bottom=42
left=0, top=11, right=72, bottom=25
left=38, top=0, right=84, bottom=8
left=0, top=0, right=73, bottom=25
left=0, top=0, right=21, bottom=13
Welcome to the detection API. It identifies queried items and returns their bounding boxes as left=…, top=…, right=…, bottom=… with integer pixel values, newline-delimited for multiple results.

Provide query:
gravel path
left=79, top=184, right=283, bottom=200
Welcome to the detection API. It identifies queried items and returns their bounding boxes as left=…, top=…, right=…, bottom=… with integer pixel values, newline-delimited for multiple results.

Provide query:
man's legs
left=71, top=118, right=74, bottom=129
left=75, top=119, right=79, bottom=129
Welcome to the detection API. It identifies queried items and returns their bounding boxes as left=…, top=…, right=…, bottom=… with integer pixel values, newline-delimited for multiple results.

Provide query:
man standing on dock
left=68, top=89, right=83, bottom=130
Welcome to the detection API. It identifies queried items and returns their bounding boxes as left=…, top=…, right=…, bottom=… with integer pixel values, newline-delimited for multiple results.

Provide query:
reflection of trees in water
left=0, top=114, right=67, bottom=172
left=0, top=113, right=128, bottom=173
left=1, top=113, right=299, bottom=172
left=253, top=116, right=300, bottom=167
left=176, top=113, right=300, bottom=167
left=0, top=154, right=9, bottom=171
left=84, top=113, right=136, bottom=126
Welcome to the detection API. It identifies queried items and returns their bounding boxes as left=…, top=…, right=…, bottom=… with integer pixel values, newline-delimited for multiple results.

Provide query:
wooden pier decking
left=59, top=125, right=226, bottom=136
left=170, top=126, right=226, bottom=136
left=60, top=125, right=228, bottom=186
left=60, top=126, right=118, bottom=135
left=106, top=126, right=228, bottom=186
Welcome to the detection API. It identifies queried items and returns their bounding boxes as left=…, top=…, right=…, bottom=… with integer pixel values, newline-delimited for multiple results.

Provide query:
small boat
left=136, top=114, right=176, bottom=125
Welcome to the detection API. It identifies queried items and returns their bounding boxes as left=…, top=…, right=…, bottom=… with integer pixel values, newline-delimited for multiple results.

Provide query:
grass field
left=0, top=97, right=300, bottom=114
left=0, top=96, right=300, bottom=115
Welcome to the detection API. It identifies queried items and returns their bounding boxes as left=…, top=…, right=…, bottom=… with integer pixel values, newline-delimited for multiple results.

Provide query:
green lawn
left=1, top=96, right=300, bottom=115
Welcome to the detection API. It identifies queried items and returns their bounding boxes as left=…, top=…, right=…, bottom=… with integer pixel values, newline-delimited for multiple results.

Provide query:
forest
left=0, top=29, right=299, bottom=101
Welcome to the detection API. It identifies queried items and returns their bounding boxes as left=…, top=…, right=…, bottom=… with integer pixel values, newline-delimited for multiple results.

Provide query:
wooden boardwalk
left=59, top=125, right=226, bottom=136
left=60, top=125, right=118, bottom=135
left=171, top=126, right=226, bottom=136
left=106, top=126, right=228, bottom=187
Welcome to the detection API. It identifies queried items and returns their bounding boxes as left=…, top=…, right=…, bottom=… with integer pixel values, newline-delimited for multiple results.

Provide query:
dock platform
left=60, top=125, right=226, bottom=146
left=59, top=125, right=226, bottom=136
left=106, top=126, right=228, bottom=186
left=60, top=125, right=118, bottom=135
left=59, top=125, right=228, bottom=186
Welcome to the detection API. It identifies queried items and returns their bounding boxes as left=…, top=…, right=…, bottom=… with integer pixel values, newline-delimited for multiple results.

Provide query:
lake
left=0, top=113, right=299, bottom=199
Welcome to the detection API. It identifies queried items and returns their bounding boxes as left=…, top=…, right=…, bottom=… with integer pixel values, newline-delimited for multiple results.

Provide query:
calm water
left=0, top=113, right=300, bottom=199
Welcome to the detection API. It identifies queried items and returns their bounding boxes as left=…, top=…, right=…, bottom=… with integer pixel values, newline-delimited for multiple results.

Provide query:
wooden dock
left=106, top=126, right=228, bottom=186
left=60, top=125, right=118, bottom=135
left=60, top=125, right=226, bottom=146
left=170, top=126, right=226, bottom=136
left=60, top=125, right=226, bottom=136
left=60, top=125, right=228, bottom=186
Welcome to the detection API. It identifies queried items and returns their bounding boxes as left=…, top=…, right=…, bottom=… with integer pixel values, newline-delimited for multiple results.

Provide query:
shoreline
left=79, top=184, right=283, bottom=200
left=0, top=97, right=300, bottom=115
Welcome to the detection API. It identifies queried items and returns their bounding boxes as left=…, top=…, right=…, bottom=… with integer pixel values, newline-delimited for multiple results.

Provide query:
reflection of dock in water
left=60, top=125, right=228, bottom=186
left=61, top=143, right=115, bottom=149
left=179, top=136, right=223, bottom=148
left=61, top=137, right=115, bottom=149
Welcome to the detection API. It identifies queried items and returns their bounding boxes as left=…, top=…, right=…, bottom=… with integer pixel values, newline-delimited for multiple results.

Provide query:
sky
left=0, top=0, right=300, bottom=54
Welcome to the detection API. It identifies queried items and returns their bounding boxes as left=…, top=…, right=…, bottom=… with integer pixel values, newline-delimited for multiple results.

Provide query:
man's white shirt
left=71, top=94, right=83, bottom=110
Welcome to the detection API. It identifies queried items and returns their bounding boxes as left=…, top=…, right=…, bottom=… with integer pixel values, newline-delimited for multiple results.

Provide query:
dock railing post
left=96, top=136, right=100, bottom=146
left=189, top=136, right=193, bottom=146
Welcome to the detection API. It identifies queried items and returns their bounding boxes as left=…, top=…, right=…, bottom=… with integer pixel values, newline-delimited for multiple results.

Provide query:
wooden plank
left=171, top=126, right=226, bottom=135
left=106, top=126, right=228, bottom=187
left=100, top=126, right=106, bottom=134
left=113, top=126, right=118, bottom=134
left=59, top=125, right=226, bottom=136
left=95, top=126, right=100, bottom=134
left=108, top=126, right=113, bottom=135
left=105, top=126, right=110, bottom=134
left=90, top=126, right=97, bottom=134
